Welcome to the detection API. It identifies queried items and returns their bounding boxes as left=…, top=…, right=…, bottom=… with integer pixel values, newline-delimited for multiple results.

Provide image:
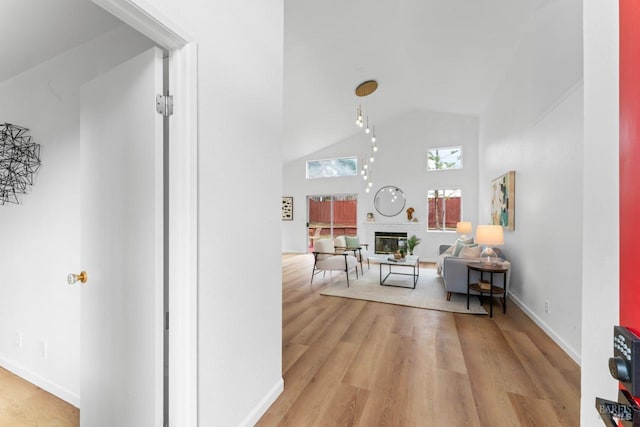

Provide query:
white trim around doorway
left=91, top=1, right=198, bottom=426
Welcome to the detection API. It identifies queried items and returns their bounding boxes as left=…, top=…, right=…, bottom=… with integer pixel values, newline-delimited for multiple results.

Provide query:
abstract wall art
left=0, top=123, right=42, bottom=205
left=491, top=170, right=515, bottom=231
left=282, top=196, right=293, bottom=220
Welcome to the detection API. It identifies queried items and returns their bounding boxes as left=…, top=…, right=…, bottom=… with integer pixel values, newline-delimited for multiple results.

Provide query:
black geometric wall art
left=0, top=123, right=42, bottom=205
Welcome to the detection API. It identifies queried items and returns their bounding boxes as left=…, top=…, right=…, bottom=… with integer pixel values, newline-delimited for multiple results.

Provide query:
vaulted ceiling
left=284, top=0, right=558, bottom=163
left=3, top=0, right=556, bottom=164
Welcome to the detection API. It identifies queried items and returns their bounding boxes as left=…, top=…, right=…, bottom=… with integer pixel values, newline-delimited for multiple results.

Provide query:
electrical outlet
left=544, top=300, right=551, bottom=314
left=41, top=340, right=47, bottom=359
left=15, top=331, right=22, bottom=348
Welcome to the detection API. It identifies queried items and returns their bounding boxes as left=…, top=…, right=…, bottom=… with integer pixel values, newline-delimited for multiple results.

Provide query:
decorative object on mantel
left=406, top=207, right=414, bottom=221
left=406, top=234, right=421, bottom=255
left=366, top=212, right=375, bottom=222
left=491, top=170, right=515, bottom=231
left=281, top=196, right=293, bottom=220
left=355, top=80, right=380, bottom=193
left=475, top=224, right=504, bottom=266
left=0, top=123, right=41, bottom=205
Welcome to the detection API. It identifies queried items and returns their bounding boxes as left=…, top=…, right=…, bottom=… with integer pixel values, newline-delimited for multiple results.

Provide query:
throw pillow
left=456, top=236, right=474, bottom=245
left=315, top=238, right=335, bottom=260
left=334, top=235, right=346, bottom=248
left=493, top=247, right=503, bottom=259
left=459, top=244, right=481, bottom=258
left=453, top=241, right=466, bottom=256
left=345, top=236, right=360, bottom=248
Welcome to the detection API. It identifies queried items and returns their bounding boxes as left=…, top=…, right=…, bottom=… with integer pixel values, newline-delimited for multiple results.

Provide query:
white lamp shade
left=456, top=221, right=472, bottom=235
left=475, top=225, right=504, bottom=246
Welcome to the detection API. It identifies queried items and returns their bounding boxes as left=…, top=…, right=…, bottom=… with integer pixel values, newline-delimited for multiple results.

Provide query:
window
left=427, top=147, right=462, bottom=171
left=427, top=189, right=461, bottom=231
left=306, top=157, right=358, bottom=179
left=307, top=194, right=358, bottom=250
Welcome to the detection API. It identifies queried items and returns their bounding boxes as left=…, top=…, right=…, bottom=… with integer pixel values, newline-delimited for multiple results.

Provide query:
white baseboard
left=508, top=294, right=581, bottom=365
left=0, top=355, right=79, bottom=407
left=238, top=377, right=284, bottom=427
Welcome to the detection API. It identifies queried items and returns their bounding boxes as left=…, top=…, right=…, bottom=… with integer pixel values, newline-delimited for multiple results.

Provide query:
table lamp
left=456, top=221, right=472, bottom=241
left=475, top=224, right=504, bottom=265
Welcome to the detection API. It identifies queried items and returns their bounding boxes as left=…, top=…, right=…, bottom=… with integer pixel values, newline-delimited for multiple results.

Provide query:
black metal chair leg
left=310, top=258, right=318, bottom=285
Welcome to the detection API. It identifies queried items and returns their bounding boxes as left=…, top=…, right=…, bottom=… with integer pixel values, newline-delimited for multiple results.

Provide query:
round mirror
left=374, top=186, right=406, bottom=217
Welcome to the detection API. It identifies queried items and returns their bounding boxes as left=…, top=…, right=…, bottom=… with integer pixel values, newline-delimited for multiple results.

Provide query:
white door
left=79, top=47, right=164, bottom=427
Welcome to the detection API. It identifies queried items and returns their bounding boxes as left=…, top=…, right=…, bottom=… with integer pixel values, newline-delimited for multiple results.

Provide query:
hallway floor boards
left=0, top=367, right=78, bottom=427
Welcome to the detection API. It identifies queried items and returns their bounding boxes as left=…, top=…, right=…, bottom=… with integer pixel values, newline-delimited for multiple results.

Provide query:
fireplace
left=375, top=232, right=408, bottom=254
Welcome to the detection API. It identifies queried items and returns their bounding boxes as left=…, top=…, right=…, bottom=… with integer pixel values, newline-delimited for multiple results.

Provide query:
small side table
left=467, top=262, right=510, bottom=317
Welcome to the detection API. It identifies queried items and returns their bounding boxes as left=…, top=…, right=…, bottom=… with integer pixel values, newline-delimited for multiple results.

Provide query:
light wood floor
left=0, top=254, right=580, bottom=426
left=257, top=254, right=581, bottom=427
left=0, top=367, right=78, bottom=426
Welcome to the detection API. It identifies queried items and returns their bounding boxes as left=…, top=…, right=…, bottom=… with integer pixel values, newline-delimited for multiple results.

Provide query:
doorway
left=86, top=2, right=198, bottom=426
left=79, top=1, right=197, bottom=426
left=306, top=194, right=358, bottom=251
left=0, top=1, right=196, bottom=425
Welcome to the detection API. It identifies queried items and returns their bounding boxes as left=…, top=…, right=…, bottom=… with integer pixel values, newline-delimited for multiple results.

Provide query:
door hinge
left=156, top=94, right=174, bottom=117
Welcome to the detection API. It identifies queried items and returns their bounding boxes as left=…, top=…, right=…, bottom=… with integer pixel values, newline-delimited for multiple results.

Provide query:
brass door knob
left=67, top=271, right=88, bottom=284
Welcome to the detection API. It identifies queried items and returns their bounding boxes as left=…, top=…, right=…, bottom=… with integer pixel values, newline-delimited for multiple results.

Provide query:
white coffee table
left=369, top=254, right=419, bottom=289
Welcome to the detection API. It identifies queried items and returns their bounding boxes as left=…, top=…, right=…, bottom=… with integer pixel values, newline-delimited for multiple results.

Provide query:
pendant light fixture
left=355, top=80, right=379, bottom=192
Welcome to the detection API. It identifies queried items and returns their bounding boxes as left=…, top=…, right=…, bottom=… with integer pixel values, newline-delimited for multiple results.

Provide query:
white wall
left=282, top=109, right=479, bottom=261
left=479, top=0, right=583, bottom=361
left=581, top=0, right=620, bottom=425
left=140, top=1, right=285, bottom=425
left=0, top=26, right=154, bottom=405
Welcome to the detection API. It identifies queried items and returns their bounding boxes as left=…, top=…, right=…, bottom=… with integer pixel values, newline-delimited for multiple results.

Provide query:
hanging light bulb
left=354, top=81, right=381, bottom=184
left=365, top=187, right=370, bottom=193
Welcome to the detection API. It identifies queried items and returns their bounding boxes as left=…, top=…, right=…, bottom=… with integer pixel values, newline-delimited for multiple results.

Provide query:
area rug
left=319, top=267, right=487, bottom=315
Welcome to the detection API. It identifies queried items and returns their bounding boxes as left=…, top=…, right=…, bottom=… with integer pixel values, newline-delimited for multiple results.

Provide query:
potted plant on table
left=406, top=235, right=421, bottom=255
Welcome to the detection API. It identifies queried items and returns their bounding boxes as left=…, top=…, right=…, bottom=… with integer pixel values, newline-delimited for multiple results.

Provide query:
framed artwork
left=491, top=171, right=515, bottom=231
left=282, top=196, right=293, bottom=220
